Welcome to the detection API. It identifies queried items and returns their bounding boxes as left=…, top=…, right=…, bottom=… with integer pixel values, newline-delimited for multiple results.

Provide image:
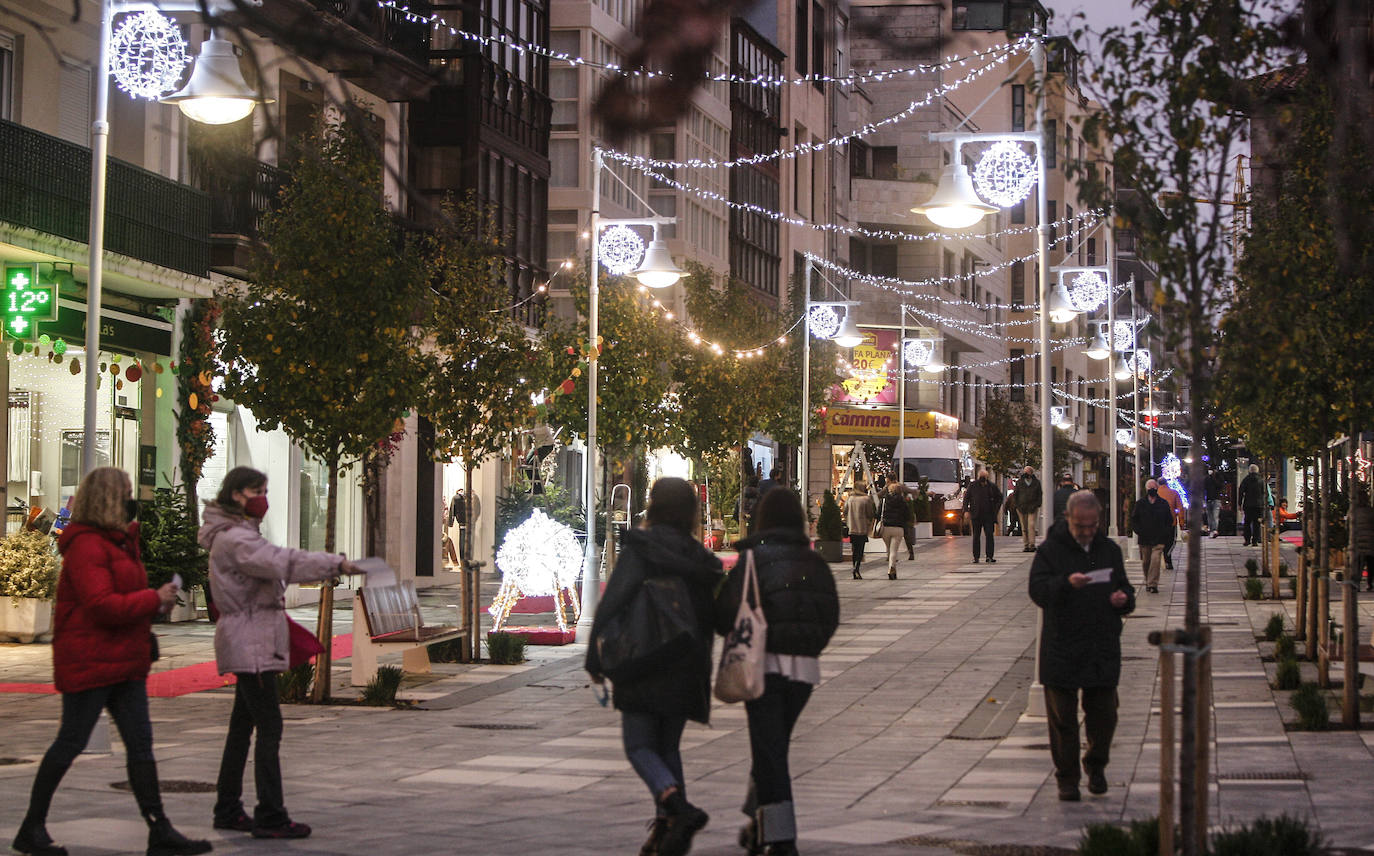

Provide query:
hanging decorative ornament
left=972, top=140, right=1038, bottom=207
left=156, top=387, right=163, bottom=398
left=1112, top=319, right=1136, bottom=352
left=188, top=392, right=199, bottom=411
left=109, top=11, right=191, bottom=100
left=70, top=358, right=81, bottom=375
left=902, top=338, right=934, bottom=368
left=1129, top=349, right=1152, bottom=375
left=125, top=365, right=143, bottom=382
left=597, top=225, right=646, bottom=275
left=153, top=361, right=163, bottom=373
left=52, top=339, right=67, bottom=356
left=1067, top=270, right=1109, bottom=312
left=807, top=304, right=841, bottom=339
left=1115, top=428, right=1134, bottom=446
left=109, top=363, right=121, bottom=376
left=10, top=342, right=20, bottom=356
left=38, top=334, right=50, bottom=346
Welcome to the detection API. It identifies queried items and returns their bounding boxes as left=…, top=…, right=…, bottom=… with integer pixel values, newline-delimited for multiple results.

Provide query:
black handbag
left=594, top=575, right=699, bottom=683
left=149, top=632, right=161, bottom=662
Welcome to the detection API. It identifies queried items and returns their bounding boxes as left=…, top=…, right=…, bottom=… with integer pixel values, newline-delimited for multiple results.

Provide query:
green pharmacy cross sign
left=2, top=263, right=58, bottom=340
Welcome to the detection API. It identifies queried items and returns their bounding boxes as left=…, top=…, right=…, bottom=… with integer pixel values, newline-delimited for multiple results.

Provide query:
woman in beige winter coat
left=199, top=466, right=360, bottom=841
left=844, top=481, right=876, bottom=580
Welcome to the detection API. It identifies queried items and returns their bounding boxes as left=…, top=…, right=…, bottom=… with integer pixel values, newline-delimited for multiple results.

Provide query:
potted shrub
left=139, top=488, right=210, bottom=622
left=0, top=530, right=61, bottom=643
left=912, top=477, right=934, bottom=539
left=815, top=490, right=844, bottom=562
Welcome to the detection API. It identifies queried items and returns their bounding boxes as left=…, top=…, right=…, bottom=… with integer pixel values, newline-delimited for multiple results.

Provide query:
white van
left=894, top=437, right=964, bottom=502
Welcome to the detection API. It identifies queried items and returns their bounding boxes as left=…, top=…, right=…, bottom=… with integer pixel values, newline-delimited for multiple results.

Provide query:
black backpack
left=593, top=575, right=699, bottom=682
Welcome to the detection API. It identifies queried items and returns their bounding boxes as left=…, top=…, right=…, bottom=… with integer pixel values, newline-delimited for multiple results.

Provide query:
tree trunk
left=1297, top=457, right=1311, bottom=642
left=310, top=457, right=340, bottom=703
left=463, top=462, right=478, bottom=662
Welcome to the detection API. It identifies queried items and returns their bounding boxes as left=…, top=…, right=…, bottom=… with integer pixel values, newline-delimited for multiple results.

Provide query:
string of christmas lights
left=624, top=159, right=1101, bottom=246
left=633, top=283, right=807, bottom=358
left=600, top=51, right=1012, bottom=170
left=378, top=0, right=1033, bottom=88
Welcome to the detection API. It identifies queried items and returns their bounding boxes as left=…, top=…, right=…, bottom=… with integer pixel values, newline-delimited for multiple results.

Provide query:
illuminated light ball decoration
left=1050, top=405, right=1070, bottom=428
left=1115, top=428, right=1134, bottom=447
left=597, top=225, right=646, bottom=275
left=808, top=304, right=841, bottom=339
left=489, top=509, right=583, bottom=631
left=1129, top=349, right=1152, bottom=376
left=972, top=140, right=1039, bottom=207
left=109, top=11, right=191, bottom=99
left=1068, top=271, right=1109, bottom=312
left=1112, top=320, right=1136, bottom=352
left=902, top=338, right=934, bottom=368
left=1161, top=452, right=1190, bottom=509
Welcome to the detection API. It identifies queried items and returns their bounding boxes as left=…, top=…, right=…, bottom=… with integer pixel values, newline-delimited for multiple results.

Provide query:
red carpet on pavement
left=496, top=626, right=577, bottom=645
left=0, top=634, right=352, bottom=697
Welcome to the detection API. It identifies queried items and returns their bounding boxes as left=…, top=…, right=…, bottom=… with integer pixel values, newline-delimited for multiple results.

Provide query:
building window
left=795, top=0, right=808, bottom=76
left=1087, top=386, right=1096, bottom=433
left=1011, top=197, right=1025, bottom=225
left=1065, top=121, right=1073, bottom=167
left=0, top=33, right=13, bottom=121
left=549, top=66, right=578, bottom=131
left=58, top=60, right=92, bottom=146
left=1045, top=119, right=1056, bottom=169
left=1011, top=84, right=1025, bottom=131
left=649, top=133, right=676, bottom=188
left=871, top=146, right=899, bottom=179
left=1065, top=204, right=1074, bottom=255
left=812, top=0, right=825, bottom=88
left=850, top=140, right=870, bottom=177
left=1010, top=349, right=1025, bottom=402
left=549, top=139, right=578, bottom=187
left=1048, top=200, right=1057, bottom=245
left=1011, top=260, right=1025, bottom=306
left=943, top=250, right=956, bottom=292
left=1087, top=237, right=1097, bottom=265
left=871, top=244, right=898, bottom=278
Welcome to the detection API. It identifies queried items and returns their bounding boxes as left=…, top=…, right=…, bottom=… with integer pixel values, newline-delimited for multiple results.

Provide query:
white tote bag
left=714, top=549, right=768, bottom=703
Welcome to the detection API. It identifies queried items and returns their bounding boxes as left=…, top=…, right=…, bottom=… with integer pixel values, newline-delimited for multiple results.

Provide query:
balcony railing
left=188, top=157, right=289, bottom=239
left=0, top=119, right=210, bottom=277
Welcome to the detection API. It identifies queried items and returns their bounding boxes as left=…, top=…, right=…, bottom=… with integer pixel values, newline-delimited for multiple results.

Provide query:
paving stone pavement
left=3, top=533, right=1374, bottom=855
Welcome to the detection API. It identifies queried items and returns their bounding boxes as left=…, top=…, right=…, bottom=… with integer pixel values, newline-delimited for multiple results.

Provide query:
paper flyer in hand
left=353, top=557, right=397, bottom=587
left=1084, top=567, right=1114, bottom=585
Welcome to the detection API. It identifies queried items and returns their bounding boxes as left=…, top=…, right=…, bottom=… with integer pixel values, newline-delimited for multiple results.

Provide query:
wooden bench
left=350, top=581, right=465, bottom=687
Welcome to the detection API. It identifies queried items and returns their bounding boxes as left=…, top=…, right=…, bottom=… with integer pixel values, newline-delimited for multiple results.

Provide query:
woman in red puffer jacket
left=11, top=467, right=211, bottom=856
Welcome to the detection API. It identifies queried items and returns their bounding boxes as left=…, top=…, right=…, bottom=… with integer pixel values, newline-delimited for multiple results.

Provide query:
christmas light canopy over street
left=161, top=35, right=272, bottom=124
left=912, top=163, right=998, bottom=229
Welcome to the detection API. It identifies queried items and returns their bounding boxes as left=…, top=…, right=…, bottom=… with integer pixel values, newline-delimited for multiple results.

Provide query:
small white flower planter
left=166, top=587, right=198, bottom=623
left=0, top=597, right=54, bottom=643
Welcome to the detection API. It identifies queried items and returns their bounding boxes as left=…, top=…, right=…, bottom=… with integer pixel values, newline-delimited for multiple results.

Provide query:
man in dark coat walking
left=1238, top=464, right=1265, bottom=546
left=1012, top=466, right=1042, bottom=552
left=1029, top=490, right=1135, bottom=802
left=962, top=471, right=1003, bottom=564
left=1052, top=473, right=1078, bottom=522
left=1130, top=479, right=1175, bottom=593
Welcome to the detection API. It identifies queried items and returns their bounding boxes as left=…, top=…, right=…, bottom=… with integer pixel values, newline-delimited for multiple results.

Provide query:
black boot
left=657, top=788, right=708, bottom=856
left=128, top=760, right=212, bottom=856
left=638, top=817, right=668, bottom=856
left=852, top=562, right=862, bottom=580
left=12, top=820, right=68, bottom=856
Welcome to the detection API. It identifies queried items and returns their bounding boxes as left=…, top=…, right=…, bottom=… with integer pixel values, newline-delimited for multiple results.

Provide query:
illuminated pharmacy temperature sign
left=3, top=263, right=57, bottom=340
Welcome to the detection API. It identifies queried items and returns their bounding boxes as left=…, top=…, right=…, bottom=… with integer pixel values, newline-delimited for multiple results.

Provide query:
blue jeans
left=24, top=680, right=155, bottom=824
left=621, top=711, right=687, bottom=802
left=1207, top=500, right=1220, bottom=533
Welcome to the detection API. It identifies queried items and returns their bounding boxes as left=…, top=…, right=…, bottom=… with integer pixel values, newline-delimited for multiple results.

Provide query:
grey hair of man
left=1065, top=490, right=1101, bottom=518
left=1249, top=463, right=1259, bottom=473
left=1145, top=478, right=1159, bottom=491
left=1065, top=490, right=1102, bottom=547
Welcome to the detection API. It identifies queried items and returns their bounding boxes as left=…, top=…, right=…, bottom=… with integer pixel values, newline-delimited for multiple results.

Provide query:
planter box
left=0, top=597, right=54, bottom=643
left=914, top=522, right=933, bottom=539
left=816, top=540, right=843, bottom=562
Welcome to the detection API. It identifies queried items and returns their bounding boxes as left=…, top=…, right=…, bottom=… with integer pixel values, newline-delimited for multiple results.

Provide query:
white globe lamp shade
left=1085, top=327, right=1111, bottom=360
left=1047, top=282, right=1079, bottom=324
left=161, top=37, right=271, bottom=124
left=1113, top=354, right=1133, bottom=381
left=921, top=358, right=947, bottom=373
left=912, top=163, right=998, bottom=229
left=831, top=311, right=865, bottom=348
left=632, top=239, right=683, bottom=288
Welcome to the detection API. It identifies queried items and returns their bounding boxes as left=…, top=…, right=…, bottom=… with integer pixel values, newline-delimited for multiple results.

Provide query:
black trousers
left=971, top=516, right=995, bottom=560
left=215, top=672, right=288, bottom=827
left=850, top=533, right=868, bottom=565
left=1243, top=509, right=1263, bottom=545
left=25, top=680, right=159, bottom=825
left=744, top=674, right=813, bottom=807
left=1044, top=685, right=1118, bottom=783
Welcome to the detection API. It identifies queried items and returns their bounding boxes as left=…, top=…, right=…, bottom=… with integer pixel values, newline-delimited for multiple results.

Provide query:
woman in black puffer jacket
left=717, top=488, right=839, bottom=856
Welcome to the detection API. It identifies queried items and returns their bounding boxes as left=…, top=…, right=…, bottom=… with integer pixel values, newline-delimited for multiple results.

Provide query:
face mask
left=1147, top=488, right=1158, bottom=498
left=978, top=476, right=987, bottom=482
left=244, top=495, right=269, bottom=519
left=124, top=499, right=139, bottom=521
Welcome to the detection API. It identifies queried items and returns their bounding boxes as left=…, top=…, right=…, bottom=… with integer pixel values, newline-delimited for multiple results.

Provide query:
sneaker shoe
left=146, top=817, right=212, bottom=856
left=212, top=812, right=253, bottom=833
left=737, top=820, right=762, bottom=855
left=986, top=558, right=997, bottom=563
left=12, top=823, right=68, bottom=856
left=1087, top=769, right=1108, bottom=795
left=252, top=821, right=311, bottom=840
left=1057, top=783, right=1081, bottom=802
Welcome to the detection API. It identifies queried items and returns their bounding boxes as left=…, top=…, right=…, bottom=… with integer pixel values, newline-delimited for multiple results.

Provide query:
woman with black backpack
left=586, top=478, right=724, bottom=856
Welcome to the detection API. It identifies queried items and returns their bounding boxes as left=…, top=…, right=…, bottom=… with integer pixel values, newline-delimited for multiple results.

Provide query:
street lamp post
left=576, top=148, right=682, bottom=635
left=82, top=0, right=269, bottom=475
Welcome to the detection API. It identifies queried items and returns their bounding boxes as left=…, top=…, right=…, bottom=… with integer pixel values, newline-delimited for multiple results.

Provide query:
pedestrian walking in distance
left=1052, top=473, right=1078, bottom=523
left=585, top=477, right=724, bottom=856
left=12, top=467, right=212, bottom=856
left=1029, top=490, right=1136, bottom=802
left=877, top=481, right=913, bottom=579
left=199, top=466, right=363, bottom=840
left=1012, top=467, right=1042, bottom=551
left=718, top=489, right=839, bottom=855
left=962, top=470, right=1003, bottom=564
left=843, top=481, right=875, bottom=579
left=1130, top=479, right=1175, bottom=594
left=1238, top=463, right=1265, bottom=546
